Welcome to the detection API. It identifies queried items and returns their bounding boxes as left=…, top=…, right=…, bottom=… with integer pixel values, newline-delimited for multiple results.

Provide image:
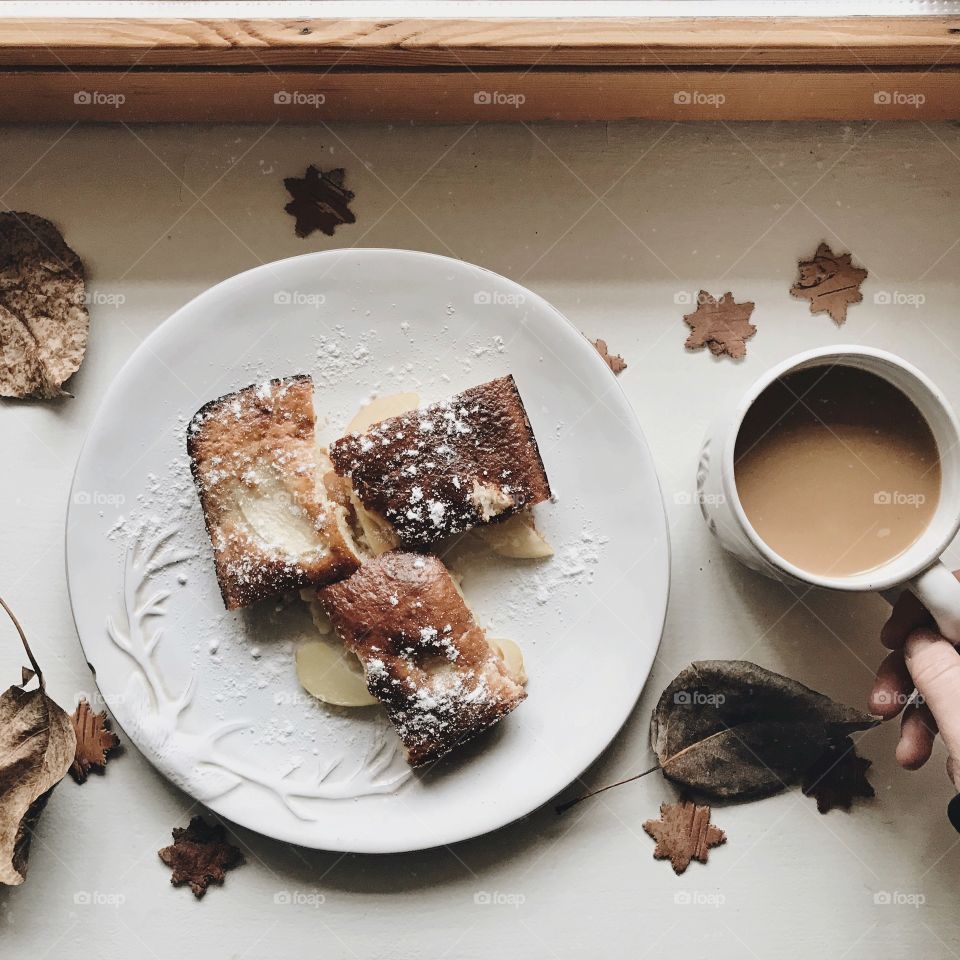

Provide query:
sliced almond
left=346, top=391, right=420, bottom=434
left=476, top=512, right=554, bottom=559
left=296, top=636, right=378, bottom=707
left=489, top=637, right=527, bottom=685
left=351, top=492, right=399, bottom=555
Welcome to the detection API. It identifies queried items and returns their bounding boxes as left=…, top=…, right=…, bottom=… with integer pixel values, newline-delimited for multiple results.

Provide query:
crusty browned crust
left=318, top=552, right=526, bottom=766
left=187, top=375, right=361, bottom=609
left=329, top=375, right=551, bottom=548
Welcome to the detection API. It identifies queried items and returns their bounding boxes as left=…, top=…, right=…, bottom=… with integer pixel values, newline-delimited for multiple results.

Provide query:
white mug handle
left=892, top=561, right=960, bottom=644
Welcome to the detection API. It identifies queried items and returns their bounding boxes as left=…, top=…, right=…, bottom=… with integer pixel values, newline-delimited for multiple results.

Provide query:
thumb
left=904, top=627, right=960, bottom=786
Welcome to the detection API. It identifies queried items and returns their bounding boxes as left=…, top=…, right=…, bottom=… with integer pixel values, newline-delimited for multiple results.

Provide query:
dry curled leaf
left=283, top=165, right=356, bottom=238
left=0, top=597, right=76, bottom=886
left=643, top=799, right=726, bottom=874
left=650, top=660, right=877, bottom=801
left=159, top=816, right=244, bottom=898
left=0, top=212, right=89, bottom=399
left=790, top=242, right=868, bottom=325
left=69, top=698, right=120, bottom=784
left=592, top=338, right=627, bottom=374
left=802, top=736, right=875, bottom=814
left=683, top=291, right=756, bottom=360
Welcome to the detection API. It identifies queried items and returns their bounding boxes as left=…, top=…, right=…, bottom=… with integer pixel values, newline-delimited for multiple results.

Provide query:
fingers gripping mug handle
left=908, top=561, right=960, bottom=645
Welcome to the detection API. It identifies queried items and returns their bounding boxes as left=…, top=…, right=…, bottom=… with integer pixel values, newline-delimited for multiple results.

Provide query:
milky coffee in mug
left=733, top=364, right=941, bottom=578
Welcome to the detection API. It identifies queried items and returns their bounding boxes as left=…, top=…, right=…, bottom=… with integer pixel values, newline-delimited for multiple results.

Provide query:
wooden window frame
left=0, top=16, right=957, bottom=121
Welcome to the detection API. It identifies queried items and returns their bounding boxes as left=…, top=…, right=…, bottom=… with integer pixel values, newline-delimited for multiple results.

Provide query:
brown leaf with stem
left=592, top=338, right=627, bottom=374
left=790, top=242, right=868, bottom=325
left=802, top=736, right=875, bottom=813
left=683, top=291, right=756, bottom=359
left=0, top=596, right=76, bottom=886
left=283, top=165, right=356, bottom=238
left=69, top=699, right=120, bottom=784
left=643, top=800, right=726, bottom=874
left=158, top=816, right=244, bottom=898
left=556, top=660, right=877, bottom=814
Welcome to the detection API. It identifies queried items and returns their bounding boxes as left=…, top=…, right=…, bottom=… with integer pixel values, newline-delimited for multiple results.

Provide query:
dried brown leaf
left=0, top=212, right=89, bottom=399
left=790, top=242, right=868, bottom=325
left=683, top=291, right=756, bottom=360
left=283, top=165, right=356, bottom=238
left=0, top=597, right=76, bottom=886
left=643, top=799, right=726, bottom=874
left=650, top=660, right=878, bottom=801
left=802, top=736, right=875, bottom=814
left=158, top=816, right=244, bottom=898
left=592, top=338, right=627, bottom=374
left=69, top=698, right=120, bottom=784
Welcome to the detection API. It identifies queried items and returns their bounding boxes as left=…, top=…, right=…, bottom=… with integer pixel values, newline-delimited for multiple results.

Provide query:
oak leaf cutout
left=69, top=698, right=120, bottom=784
left=283, top=165, right=356, bottom=238
left=591, top=338, right=627, bottom=374
left=159, top=816, right=244, bottom=898
left=801, top=737, right=875, bottom=814
left=643, top=799, right=726, bottom=874
left=0, top=212, right=89, bottom=399
left=790, top=242, right=868, bottom=325
left=683, top=291, right=756, bottom=360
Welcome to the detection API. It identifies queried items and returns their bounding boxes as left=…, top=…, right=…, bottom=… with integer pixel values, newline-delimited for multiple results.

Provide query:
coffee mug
left=697, top=345, right=960, bottom=640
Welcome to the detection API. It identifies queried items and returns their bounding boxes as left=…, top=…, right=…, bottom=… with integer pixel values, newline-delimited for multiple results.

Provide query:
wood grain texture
left=0, top=17, right=958, bottom=67
left=1, top=69, right=956, bottom=122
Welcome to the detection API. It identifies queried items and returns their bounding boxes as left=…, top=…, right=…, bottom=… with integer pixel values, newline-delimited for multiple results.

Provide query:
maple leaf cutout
left=592, top=338, right=627, bottom=374
left=283, top=165, right=356, bottom=238
left=158, top=816, right=244, bottom=898
left=69, top=698, right=120, bottom=783
left=802, top=737, right=875, bottom=814
left=790, top=242, right=868, bottom=325
left=643, top=800, right=726, bottom=874
left=683, top=291, right=756, bottom=360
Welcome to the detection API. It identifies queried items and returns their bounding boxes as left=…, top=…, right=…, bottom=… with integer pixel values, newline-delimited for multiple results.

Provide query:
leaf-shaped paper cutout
left=802, top=736, right=875, bottom=813
left=69, top=698, right=121, bottom=783
left=790, top=242, right=868, bottom=325
left=283, top=165, right=356, bottom=238
left=158, top=816, right=244, bottom=898
left=683, top=291, right=756, bottom=360
left=643, top=800, right=726, bottom=873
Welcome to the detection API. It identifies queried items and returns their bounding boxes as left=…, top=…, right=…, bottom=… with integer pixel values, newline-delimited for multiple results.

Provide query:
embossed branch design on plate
left=105, top=527, right=410, bottom=818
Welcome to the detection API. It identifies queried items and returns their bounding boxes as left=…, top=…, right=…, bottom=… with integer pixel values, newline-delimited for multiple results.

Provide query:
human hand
left=870, top=573, right=960, bottom=788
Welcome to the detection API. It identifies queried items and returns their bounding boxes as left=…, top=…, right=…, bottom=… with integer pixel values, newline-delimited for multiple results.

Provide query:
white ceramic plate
left=66, top=249, right=669, bottom=853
